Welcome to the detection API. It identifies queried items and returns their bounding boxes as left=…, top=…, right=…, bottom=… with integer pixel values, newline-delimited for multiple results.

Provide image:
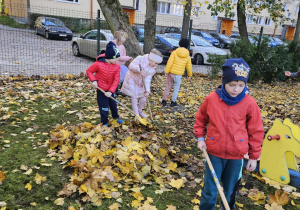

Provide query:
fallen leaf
left=0, top=171, right=6, bottom=184
left=269, top=190, right=289, bottom=206
left=169, top=178, right=184, bottom=190
left=25, top=183, right=32, bottom=191
left=54, top=198, right=64, bottom=206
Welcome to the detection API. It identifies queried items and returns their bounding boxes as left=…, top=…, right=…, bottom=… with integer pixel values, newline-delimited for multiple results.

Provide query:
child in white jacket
left=121, top=49, right=163, bottom=118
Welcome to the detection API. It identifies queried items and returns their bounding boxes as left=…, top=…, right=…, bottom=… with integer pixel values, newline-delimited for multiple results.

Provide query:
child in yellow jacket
left=161, top=38, right=192, bottom=107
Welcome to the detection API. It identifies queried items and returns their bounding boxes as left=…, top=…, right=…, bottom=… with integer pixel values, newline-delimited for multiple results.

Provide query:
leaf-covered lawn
left=0, top=74, right=299, bottom=210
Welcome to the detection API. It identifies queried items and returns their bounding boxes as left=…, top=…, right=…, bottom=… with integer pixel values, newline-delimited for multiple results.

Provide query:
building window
left=246, top=14, right=254, bottom=24
left=57, top=0, right=79, bottom=3
left=264, top=17, right=272, bottom=25
left=157, top=2, right=171, bottom=14
left=296, top=5, right=299, bottom=13
left=255, top=16, right=263, bottom=25
left=173, top=4, right=184, bottom=16
left=134, top=0, right=140, bottom=11
left=284, top=3, right=289, bottom=11
left=288, top=13, right=292, bottom=18
left=192, top=6, right=201, bottom=17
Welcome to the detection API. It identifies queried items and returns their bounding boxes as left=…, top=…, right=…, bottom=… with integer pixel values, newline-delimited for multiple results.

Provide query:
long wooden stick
left=140, top=65, right=153, bottom=121
left=202, top=148, right=231, bottom=210
left=96, top=87, right=148, bottom=125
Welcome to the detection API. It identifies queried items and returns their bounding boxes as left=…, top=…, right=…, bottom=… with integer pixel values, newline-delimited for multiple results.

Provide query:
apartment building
left=4, top=0, right=299, bottom=40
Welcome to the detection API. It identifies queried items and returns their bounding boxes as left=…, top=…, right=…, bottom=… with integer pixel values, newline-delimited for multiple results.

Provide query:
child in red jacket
left=194, top=58, right=264, bottom=210
left=86, top=41, right=124, bottom=126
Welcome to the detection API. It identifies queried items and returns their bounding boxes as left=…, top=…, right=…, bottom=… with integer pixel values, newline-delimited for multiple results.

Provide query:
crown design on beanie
left=105, top=41, right=120, bottom=59
left=222, top=58, right=250, bottom=84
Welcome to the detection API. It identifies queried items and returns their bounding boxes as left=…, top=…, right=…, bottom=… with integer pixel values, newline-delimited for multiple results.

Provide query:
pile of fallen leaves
left=47, top=121, right=203, bottom=208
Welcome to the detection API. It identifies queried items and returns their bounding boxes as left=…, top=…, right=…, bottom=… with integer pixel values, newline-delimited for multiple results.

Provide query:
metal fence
left=0, top=4, right=280, bottom=77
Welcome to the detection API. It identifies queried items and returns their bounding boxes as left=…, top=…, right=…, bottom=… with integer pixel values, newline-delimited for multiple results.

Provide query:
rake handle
left=96, top=87, right=136, bottom=116
left=140, top=65, right=153, bottom=122
left=202, top=148, right=231, bottom=210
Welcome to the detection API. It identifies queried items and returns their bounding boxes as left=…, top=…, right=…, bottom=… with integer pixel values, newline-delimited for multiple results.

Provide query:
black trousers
left=96, top=90, right=119, bottom=125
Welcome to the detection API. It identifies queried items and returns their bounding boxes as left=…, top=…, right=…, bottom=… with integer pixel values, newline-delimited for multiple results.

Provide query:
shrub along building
left=3, top=0, right=299, bottom=40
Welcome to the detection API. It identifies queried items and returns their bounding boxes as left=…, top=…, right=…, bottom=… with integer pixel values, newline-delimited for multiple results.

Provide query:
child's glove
left=104, top=91, right=112, bottom=98
left=197, top=140, right=206, bottom=151
left=246, top=159, right=257, bottom=172
left=92, top=81, right=98, bottom=89
left=144, top=92, right=149, bottom=97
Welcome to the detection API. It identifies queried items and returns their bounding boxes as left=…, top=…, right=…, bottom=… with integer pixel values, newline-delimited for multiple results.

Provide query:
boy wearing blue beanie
left=86, top=41, right=124, bottom=126
left=194, top=58, right=264, bottom=210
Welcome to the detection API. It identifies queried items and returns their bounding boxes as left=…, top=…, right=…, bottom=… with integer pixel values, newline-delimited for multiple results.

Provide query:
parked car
left=34, top=16, right=72, bottom=40
left=230, top=33, right=257, bottom=45
left=270, top=37, right=287, bottom=46
left=209, top=32, right=234, bottom=48
left=71, top=29, right=113, bottom=59
left=164, top=27, right=182, bottom=34
left=138, top=34, right=193, bottom=63
left=165, top=33, right=227, bottom=65
left=191, top=30, right=220, bottom=47
left=132, top=25, right=144, bottom=39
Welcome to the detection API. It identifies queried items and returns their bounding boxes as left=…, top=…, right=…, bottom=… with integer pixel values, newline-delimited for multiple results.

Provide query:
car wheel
left=72, top=43, right=81, bottom=57
left=35, top=28, right=38, bottom=35
left=220, top=42, right=225, bottom=49
left=195, top=54, right=204, bottom=65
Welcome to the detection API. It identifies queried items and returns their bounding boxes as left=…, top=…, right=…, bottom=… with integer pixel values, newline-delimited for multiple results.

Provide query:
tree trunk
left=143, top=0, right=157, bottom=54
left=291, top=8, right=300, bottom=47
left=237, top=0, right=249, bottom=42
left=97, top=0, right=143, bottom=58
left=1, top=0, right=5, bottom=14
left=181, top=0, right=192, bottom=38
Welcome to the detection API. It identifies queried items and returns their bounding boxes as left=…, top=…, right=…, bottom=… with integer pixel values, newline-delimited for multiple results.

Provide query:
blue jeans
left=199, top=154, right=243, bottom=210
left=96, top=90, right=119, bottom=125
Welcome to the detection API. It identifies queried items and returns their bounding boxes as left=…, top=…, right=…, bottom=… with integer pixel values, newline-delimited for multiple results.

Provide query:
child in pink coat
left=112, top=30, right=133, bottom=95
left=121, top=49, right=163, bottom=118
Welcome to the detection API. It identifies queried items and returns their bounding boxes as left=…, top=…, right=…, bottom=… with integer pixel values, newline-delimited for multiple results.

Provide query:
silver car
left=71, top=30, right=113, bottom=59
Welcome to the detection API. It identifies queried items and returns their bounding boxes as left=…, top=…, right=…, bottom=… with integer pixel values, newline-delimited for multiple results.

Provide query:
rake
left=96, top=87, right=149, bottom=125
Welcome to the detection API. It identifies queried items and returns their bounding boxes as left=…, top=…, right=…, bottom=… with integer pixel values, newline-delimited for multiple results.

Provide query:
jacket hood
left=96, top=54, right=106, bottom=61
left=175, top=47, right=190, bottom=58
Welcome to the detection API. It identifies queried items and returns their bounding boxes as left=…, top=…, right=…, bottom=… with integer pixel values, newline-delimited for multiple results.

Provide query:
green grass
left=0, top=15, right=29, bottom=29
left=0, top=76, right=299, bottom=209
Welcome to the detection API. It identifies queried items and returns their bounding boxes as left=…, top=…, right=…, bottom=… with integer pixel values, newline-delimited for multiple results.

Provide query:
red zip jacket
left=194, top=91, right=264, bottom=160
left=86, top=54, right=120, bottom=93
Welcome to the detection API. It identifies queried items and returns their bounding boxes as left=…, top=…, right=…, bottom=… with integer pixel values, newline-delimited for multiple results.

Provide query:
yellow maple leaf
left=137, top=204, right=158, bottom=210
left=54, top=198, right=64, bottom=206
left=35, top=173, right=47, bottom=184
left=109, top=202, right=120, bottom=210
left=167, top=162, right=177, bottom=171
left=269, top=190, right=289, bottom=206
left=146, top=151, right=155, bottom=160
left=235, top=201, right=243, bottom=207
left=30, top=202, right=37, bottom=206
left=80, top=184, right=88, bottom=193
left=166, top=205, right=177, bottom=210
left=265, top=203, right=284, bottom=210
left=169, top=178, right=184, bottom=190
left=68, top=206, right=76, bottom=210
left=248, top=190, right=265, bottom=202
left=0, top=171, right=6, bottom=184
left=25, top=183, right=32, bottom=191
left=191, top=198, right=200, bottom=204
left=131, top=199, right=142, bottom=208
left=159, top=148, right=168, bottom=157
left=116, top=150, right=129, bottom=163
